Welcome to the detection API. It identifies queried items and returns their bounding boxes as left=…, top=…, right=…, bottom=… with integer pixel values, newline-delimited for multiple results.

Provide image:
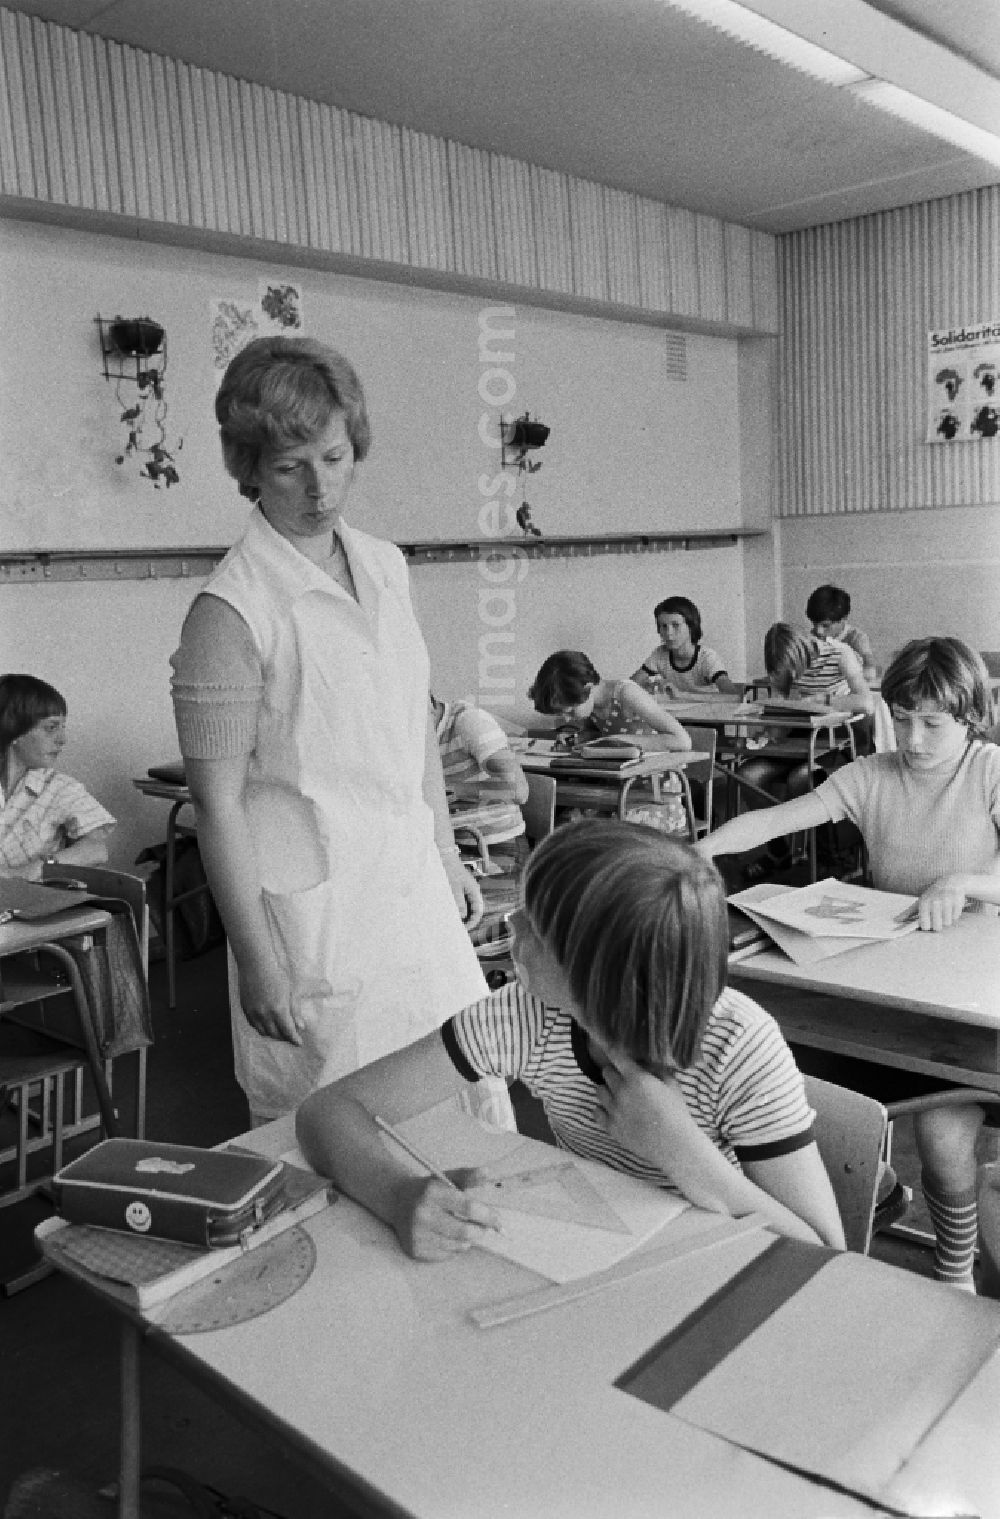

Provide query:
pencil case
left=51, top=1138, right=286, bottom=1247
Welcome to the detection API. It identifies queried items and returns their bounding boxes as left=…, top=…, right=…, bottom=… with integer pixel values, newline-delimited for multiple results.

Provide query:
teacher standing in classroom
left=171, top=336, right=508, bottom=1127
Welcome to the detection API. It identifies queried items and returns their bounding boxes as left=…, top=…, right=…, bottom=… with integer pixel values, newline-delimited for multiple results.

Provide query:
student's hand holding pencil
left=375, top=1116, right=501, bottom=1260
left=388, top=1174, right=500, bottom=1261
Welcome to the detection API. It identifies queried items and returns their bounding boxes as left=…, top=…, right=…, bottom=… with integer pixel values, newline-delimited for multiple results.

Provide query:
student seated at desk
left=699, top=637, right=1000, bottom=1292
left=529, top=651, right=692, bottom=748
left=297, top=821, right=846, bottom=1256
left=632, top=595, right=742, bottom=697
left=431, top=692, right=529, bottom=806
left=0, top=674, right=114, bottom=880
left=738, top=623, right=873, bottom=814
left=806, top=584, right=878, bottom=684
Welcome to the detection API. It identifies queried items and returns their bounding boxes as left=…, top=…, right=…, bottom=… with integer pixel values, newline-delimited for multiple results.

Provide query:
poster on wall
left=210, top=281, right=305, bottom=370
left=927, top=319, right=1000, bottom=443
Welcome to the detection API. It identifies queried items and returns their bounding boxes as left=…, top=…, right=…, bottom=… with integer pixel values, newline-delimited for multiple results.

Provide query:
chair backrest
left=679, top=726, right=717, bottom=838
left=803, top=1073, right=888, bottom=1254
left=521, top=772, right=557, bottom=845
left=43, top=863, right=149, bottom=977
left=871, top=693, right=897, bottom=754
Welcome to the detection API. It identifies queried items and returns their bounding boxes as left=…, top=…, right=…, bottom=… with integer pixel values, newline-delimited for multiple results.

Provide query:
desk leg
left=119, top=1321, right=142, bottom=1519
left=164, top=800, right=184, bottom=1011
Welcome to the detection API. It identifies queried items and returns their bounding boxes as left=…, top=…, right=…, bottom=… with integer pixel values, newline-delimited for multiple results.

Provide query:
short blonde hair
left=216, top=336, right=371, bottom=499
left=764, top=622, right=814, bottom=696
left=522, top=819, right=728, bottom=1069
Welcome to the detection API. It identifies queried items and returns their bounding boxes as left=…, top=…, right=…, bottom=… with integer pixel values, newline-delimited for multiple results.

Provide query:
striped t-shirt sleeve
left=441, top=982, right=545, bottom=1082
left=709, top=993, right=814, bottom=1160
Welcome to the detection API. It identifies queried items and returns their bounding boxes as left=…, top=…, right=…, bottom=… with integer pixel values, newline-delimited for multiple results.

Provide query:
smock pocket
left=261, top=878, right=360, bottom=1013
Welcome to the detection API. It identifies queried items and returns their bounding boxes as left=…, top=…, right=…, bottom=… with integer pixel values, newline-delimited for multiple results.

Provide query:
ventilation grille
left=664, top=332, right=688, bottom=381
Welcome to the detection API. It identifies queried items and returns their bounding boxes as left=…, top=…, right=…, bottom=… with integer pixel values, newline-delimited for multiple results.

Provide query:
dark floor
left=0, top=877, right=980, bottom=1518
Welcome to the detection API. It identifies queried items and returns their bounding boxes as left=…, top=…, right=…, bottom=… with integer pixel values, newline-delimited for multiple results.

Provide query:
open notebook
left=728, top=880, right=919, bottom=966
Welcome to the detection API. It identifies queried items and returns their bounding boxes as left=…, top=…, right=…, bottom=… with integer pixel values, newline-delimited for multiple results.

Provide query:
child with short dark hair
left=529, top=651, right=691, bottom=748
left=297, top=820, right=845, bottom=1257
left=700, top=636, right=1000, bottom=1291
left=0, top=673, right=114, bottom=880
left=806, top=585, right=877, bottom=682
left=633, top=595, right=742, bottom=697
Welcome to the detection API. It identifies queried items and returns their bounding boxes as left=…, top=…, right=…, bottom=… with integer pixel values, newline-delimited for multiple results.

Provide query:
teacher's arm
left=423, top=701, right=484, bottom=930
left=173, top=595, right=300, bottom=1045
left=185, top=755, right=299, bottom=1044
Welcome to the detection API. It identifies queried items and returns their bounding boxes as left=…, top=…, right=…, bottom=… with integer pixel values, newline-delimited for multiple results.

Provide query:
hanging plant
left=99, top=314, right=182, bottom=487
left=114, top=359, right=181, bottom=487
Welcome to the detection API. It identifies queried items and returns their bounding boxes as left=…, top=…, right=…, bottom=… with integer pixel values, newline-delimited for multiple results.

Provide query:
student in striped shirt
left=297, top=820, right=845, bottom=1258
left=806, top=584, right=878, bottom=684
left=431, top=692, right=529, bottom=806
left=700, top=637, right=1000, bottom=1292
left=738, top=622, right=874, bottom=815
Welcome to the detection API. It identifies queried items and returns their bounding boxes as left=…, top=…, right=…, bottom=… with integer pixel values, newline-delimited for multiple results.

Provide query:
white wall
left=775, top=188, right=1000, bottom=668
left=1, top=218, right=741, bottom=549
left=1, top=216, right=762, bottom=868
left=778, top=507, right=1000, bottom=670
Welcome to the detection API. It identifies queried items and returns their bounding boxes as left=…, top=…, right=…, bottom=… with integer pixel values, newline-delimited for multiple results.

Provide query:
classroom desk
left=730, top=911, right=1000, bottom=1091
left=657, top=699, right=865, bottom=877
left=41, top=1109, right=1000, bottom=1519
left=1, top=904, right=119, bottom=1196
left=132, top=777, right=208, bottom=1010
left=511, top=742, right=706, bottom=830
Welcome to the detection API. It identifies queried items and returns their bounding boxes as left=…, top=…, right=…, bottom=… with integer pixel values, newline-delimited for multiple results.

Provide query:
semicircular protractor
left=155, top=1226, right=316, bottom=1334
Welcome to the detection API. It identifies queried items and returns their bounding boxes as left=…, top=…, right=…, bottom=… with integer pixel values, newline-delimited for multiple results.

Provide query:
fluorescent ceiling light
left=846, top=78, right=1000, bottom=169
left=659, top=0, right=867, bottom=86
left=658, top=0, right=1000, bottom=169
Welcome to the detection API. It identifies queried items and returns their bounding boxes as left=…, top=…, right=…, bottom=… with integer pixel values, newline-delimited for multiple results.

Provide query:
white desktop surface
left=140, top=1112, right=1000, bottom=1519
left=734, top=911, right=1000, bottom=1026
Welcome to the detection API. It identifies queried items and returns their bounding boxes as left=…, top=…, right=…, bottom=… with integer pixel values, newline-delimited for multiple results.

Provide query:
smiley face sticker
left=125, top=1200, right=152, bottom=1233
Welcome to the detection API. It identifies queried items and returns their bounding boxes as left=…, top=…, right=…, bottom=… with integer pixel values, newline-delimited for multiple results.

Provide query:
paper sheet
left=746, top=879, right=919, bottom=939
left=729, top=881, right=919, bottom=966
left=659, top=1251, right=1000, bottom=1513
left=395, top=1111, right=688, bottom=1284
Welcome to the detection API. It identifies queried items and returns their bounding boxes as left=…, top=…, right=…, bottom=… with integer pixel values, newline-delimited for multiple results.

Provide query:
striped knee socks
left=922, top=1175, right=978, bottom=1286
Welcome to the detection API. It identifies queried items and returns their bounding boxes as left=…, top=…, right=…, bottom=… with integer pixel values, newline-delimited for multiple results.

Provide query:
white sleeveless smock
left=200, top=510, right=491, bottom=1120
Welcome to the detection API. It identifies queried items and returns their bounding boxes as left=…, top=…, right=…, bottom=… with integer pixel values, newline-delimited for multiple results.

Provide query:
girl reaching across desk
left=0, top=674, right=114, bottom=880
left=699, top=636, right=1000, bottom=1293
left=297, top=820, right=845, bottom=1258
left=632, top=595, right=742, bottom=698
left=528, top=650, right=692, bottom=748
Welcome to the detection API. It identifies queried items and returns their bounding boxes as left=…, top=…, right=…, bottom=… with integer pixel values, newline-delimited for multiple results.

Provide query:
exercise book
left=728, top=880, right=919, bottom=966
left=617, top=1240, right=1000, bottom=1516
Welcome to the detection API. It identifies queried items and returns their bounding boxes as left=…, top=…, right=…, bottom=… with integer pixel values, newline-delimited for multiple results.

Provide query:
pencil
left=373, top=1115, right=460, bottom=1191
left=893, top=903, right=920, bottom=925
